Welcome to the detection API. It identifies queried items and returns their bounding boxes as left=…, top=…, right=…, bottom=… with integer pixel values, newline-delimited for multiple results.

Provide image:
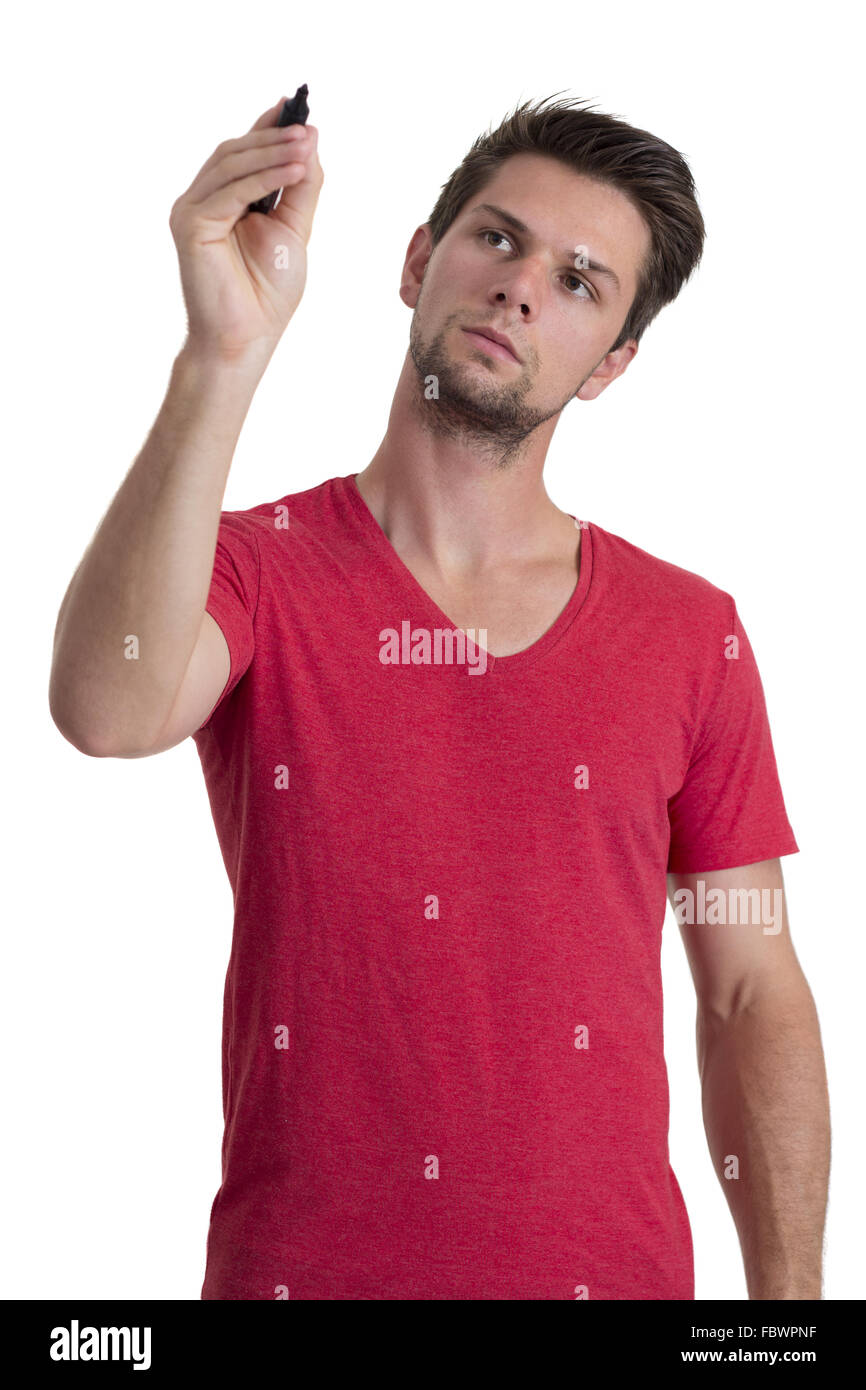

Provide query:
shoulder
left=218, top=475, right=346, bottom=548
left=589, top=520, right=735, bottom=634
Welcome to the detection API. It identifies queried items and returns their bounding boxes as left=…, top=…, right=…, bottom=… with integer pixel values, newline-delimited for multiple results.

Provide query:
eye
left=478, top=230, right=593, bottom=300
left=480, top=229, right=513, bottom=253
left=562, top=273, right=593, bottom=301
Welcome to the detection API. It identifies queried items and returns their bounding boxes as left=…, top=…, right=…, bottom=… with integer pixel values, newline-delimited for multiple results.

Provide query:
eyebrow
left=468, top=202, right=622, bottom=294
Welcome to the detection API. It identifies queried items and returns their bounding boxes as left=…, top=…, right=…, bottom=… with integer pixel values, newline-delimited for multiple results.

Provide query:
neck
left=354, top=352, right=575, bottom=578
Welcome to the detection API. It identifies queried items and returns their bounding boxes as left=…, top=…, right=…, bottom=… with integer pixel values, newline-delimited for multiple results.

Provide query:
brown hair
left=426, top=93, right=706, bottom=351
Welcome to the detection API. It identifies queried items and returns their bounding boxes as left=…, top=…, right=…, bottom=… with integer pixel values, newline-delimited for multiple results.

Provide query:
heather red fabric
left=192, top=472, right=798, bottom=1300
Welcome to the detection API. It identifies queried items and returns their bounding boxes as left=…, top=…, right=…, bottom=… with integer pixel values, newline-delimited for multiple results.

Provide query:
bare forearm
left=49, top=346, right=266, bottom=754
left=697, top=983, right=830, bottom=1299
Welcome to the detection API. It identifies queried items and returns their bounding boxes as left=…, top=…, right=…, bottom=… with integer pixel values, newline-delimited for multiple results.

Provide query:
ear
left=576, top=340, right=639, bottom=401
left=399, top=224, right=434, bottom=309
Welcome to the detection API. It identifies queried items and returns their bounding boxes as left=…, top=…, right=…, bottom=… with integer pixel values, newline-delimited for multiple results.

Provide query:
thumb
left=270, top=125, right=324, bottom=242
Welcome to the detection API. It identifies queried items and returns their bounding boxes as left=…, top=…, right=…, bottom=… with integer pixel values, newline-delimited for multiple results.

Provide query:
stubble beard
left=408, top=301, right=571, bottom=471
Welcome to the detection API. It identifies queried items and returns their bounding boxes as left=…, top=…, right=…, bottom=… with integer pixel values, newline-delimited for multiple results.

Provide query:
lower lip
left=462, top=329, right=518, bottom=363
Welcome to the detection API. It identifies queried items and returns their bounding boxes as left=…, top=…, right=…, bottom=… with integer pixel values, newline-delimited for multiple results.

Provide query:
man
left=49, top=93, right=830, bottom=1300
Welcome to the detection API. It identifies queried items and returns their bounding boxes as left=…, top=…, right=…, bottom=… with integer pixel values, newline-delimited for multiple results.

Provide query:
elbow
left=50, top=710, right=115, bottom=758
left=49, top=684, right=116, bottom=758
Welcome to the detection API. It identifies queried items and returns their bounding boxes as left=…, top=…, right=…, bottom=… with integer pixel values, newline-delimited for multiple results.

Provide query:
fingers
left=191, top=126, right=312, bottom=205
left=188, top=96, right=293, bottom=186
left=171, top=103, right=322, bottom=238
left=197, top=155, right=310, bottom=227
left=269, top=125, right=324, bottom=234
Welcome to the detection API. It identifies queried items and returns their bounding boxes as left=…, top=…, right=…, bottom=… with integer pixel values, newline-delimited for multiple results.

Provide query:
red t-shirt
left=192, top=472, right=798, bottom=1300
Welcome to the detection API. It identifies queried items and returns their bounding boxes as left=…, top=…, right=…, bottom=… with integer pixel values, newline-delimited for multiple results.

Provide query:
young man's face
left=403, top=152, right=652, bottom=448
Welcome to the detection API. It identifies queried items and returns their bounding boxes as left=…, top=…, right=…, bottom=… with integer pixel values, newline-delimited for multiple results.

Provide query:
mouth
left=462, top=326, right=521, bottom=364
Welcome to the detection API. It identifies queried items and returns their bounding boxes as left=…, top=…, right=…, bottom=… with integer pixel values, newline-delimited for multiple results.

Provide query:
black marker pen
left=248, top=83, right=310, bottom=216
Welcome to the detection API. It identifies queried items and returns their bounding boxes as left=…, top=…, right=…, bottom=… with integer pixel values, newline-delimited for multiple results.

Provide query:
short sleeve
left=197, top=512, right=260, bottom=731
left=667, top=598, right=799, bottom=873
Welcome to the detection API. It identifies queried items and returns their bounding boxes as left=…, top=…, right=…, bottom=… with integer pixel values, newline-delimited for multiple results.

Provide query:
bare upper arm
left=666, top=859, right=806, bottom=1016
left=117, top=611, right=231, bottom=758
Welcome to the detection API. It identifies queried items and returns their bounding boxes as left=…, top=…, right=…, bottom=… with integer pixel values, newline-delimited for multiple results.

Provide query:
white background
left=3, top=0, right=862, bottom=1300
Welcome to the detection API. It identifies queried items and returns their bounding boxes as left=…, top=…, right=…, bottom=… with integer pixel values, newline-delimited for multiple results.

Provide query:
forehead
left=461, top=153, right=651, bottom=292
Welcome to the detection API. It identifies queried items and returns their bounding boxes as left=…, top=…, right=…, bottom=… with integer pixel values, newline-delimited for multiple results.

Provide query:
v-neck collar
left=339, top=472, right=593, bottom=674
